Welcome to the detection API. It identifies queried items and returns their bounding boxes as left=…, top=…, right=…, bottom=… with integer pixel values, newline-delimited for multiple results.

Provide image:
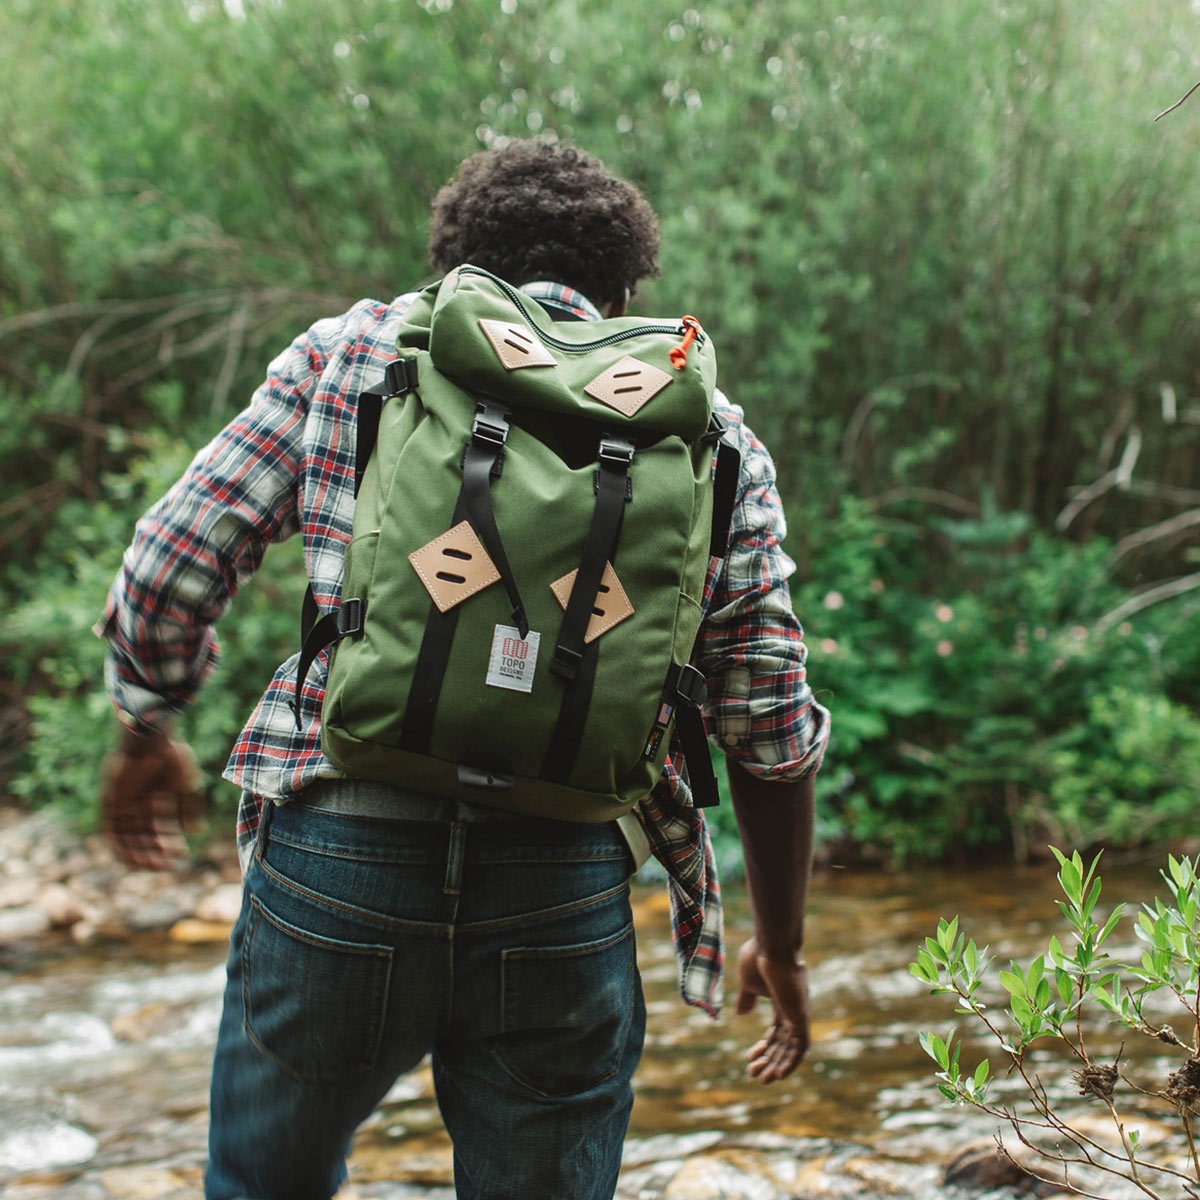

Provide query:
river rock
left=0, top=875, right=39, bottom=907
left=0, top=904, right=52, bottom=942
left=943, top=1140, right=1038, bottom=1192
left=95, top=1166, right=197, bottom=1198
left=661, top=1152, right=787, bottom=1199
left=36, top=882, right=85, bottom=927
left=170, top=918, right=233, bottom=944
left=194, top=882, right=243, bottom=925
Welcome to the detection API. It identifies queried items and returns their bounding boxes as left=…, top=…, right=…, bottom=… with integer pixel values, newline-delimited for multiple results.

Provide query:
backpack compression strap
left=537, top=436, right=635, bottom=787
left=399, top=401, right=528, bottom=756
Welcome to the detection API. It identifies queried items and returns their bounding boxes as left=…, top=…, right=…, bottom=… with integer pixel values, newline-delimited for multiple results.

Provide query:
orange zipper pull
left=669, top=316, right=700, bottom=370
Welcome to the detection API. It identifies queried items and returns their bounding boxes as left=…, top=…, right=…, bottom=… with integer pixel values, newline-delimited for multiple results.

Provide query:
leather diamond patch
left=583, top=355, right=672, bottom=417
left=478, top=319, right=557, bottom=370
left=549, top=562, right=634, bottom=643
left=409, top=521, right=501, bottom=612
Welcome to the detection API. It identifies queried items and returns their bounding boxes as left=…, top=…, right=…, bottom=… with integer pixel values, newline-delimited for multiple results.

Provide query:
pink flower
left=936, top=640, right=954, bottom=657
left=819, top=638, right=839, bottom=655
left=823, top=590, right=845, bottom=611
left=935, top=604, right=954, bottom=624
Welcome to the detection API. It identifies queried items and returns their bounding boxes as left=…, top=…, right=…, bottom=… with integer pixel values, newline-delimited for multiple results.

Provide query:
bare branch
left=1124, top=481, right=1200, bottom=507
left=1095, top=572, right=1200, bottom=636
left=1108, top=509, right=1200, bottom=571
left=1156, top=79, right=1200, bottom=122
left=865, top=487, right=980, bottom=516
left=1057, top=428, right=1141, bottom=532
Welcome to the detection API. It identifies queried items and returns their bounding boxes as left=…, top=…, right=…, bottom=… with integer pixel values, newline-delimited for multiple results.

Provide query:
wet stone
left=95, top=1166, right=199, bottom=1198
left=0, top=906, right=52, bottom=943
left=660, top=1152, right=788, bottom=1199
left=193, top=882, right=242, bottom=925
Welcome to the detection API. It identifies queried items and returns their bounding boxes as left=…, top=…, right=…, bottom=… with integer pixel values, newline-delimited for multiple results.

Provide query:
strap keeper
left=337, top=597, right=365, bottom=637
left=674, top=663, right=707, bottom=708
left=550, top=644, right=584, bottom=681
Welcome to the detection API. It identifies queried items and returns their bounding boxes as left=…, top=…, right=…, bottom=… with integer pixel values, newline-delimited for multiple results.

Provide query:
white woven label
left=486, top=625, right=540, bottom=693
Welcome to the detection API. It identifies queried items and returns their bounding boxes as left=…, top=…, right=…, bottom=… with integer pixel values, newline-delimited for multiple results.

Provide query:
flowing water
left=0, top=854, right=1186, bottom=1199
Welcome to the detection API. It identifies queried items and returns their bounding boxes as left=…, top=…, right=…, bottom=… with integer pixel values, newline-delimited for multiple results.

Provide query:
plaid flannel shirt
left=98, top=280, right=829, bottom=1015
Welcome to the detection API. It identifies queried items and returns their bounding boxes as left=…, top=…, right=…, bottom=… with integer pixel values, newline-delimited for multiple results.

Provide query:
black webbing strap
left=675, top=702, right=720, bottom=808
left=356, top=358, right=419, bottom=497
left=290, top=598, right=365, bottom=728
left=398, top=523, right=465, bottom=753
left=399, top=405, right=520, bottom=754
left=539, top=640, right=600, bottom=785
left=540, top=436, right=634, bottom=786
left=667, top=661, right=719, bottom=807
left=461, top=403, right=528, bottom=638
left=550, top=437, right=635, bottom=682
left=709, top=416, right=741, bottom=557
left=301, top=584, right=320, bottom=645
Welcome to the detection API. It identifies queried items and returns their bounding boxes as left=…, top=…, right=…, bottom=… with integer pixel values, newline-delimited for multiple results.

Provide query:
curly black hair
left=428, top=139, right=660, bottom=308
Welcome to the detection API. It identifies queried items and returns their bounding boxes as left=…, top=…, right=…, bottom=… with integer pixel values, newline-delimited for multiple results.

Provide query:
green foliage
left=792, top=496, right=1200, bottom=862
left=4, top=0, right=1200, bottom=847
left=912, top=850, right=1200, bottom=1195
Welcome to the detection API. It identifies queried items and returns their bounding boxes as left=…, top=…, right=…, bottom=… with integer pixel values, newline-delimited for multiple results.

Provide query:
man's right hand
left=100, top=726, right=206, bottom=871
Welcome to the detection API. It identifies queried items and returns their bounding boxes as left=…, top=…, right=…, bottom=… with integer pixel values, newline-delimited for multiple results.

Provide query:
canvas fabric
left=317, top=265, right=723, bottom=822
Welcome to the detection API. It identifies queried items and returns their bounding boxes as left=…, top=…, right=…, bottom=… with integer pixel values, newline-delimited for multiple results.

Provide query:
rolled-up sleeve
left=696, top=398, right=830, bottom=780
left=94, top=320, right=326, bottom=733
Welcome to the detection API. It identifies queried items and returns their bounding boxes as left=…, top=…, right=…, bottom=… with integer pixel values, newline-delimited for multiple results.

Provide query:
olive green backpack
left=294, top=265, right=739, bottom=821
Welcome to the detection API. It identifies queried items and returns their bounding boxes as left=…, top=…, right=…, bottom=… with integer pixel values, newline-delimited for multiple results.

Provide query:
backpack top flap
left=399, top=265, right=717, bottom=440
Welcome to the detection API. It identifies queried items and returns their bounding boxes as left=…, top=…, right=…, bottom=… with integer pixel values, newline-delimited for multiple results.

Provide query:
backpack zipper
left=460, top=265, right=707, bottom=355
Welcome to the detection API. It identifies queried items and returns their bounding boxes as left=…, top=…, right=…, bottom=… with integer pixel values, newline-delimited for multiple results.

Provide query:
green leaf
left=1059, top=855, right=1083, bottom=905
left=999, top=968, right=1025, bottom=998
left=1048, top=935, right=1065, bottom=967
left=919, top=1030, right=950, bottom=1070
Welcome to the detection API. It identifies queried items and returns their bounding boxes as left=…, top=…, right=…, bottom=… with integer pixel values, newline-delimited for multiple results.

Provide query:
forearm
left=728, top=759, right=814, bottom=959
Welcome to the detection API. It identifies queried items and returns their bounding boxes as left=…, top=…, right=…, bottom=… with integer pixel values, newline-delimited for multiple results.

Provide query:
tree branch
left=1156, top=80, right=1200, bottom=122
left=1095, top=572, right=1200, bottom=636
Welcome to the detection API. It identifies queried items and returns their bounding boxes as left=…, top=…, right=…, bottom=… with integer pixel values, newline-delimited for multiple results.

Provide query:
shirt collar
left=518, top=280, right=603, bottom=323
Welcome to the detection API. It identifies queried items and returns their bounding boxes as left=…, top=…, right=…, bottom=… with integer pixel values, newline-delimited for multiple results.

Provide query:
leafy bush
left=912, top=850, right=1200, bottom=1198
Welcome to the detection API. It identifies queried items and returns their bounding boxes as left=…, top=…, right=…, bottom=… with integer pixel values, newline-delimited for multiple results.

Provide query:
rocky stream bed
left=0, top=802, right=1182, bottom=1199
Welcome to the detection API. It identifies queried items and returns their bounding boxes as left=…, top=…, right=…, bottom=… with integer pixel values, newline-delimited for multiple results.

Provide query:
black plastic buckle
left=675, top=664, right=707, bottom=708
left=337, top=598, right=365, bottom=637
left=598, top=437, right=636, bottom=470
left=703, top=411, right=729, bottom=443
left=472, top=403, right=510, bottom=451
left=383, top=358, right=420, bottom=398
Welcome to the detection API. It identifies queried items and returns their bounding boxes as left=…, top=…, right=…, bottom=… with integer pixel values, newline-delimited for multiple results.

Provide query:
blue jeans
left=205, top=795, right=644, bottom=1200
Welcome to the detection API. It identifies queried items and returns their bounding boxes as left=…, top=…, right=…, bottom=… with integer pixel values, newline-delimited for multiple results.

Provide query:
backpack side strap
left=292, top=359, right=420, bottom=727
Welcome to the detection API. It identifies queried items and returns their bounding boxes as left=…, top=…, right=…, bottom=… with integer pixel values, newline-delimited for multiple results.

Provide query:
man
left=98, top=139, right=829, bottom=1200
